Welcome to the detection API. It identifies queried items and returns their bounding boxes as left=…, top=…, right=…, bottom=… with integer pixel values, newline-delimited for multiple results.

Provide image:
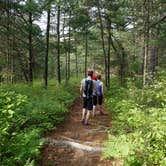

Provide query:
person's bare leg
left=92, top=105, right=96, bottom=117
left=85, top=110, right=90, bottom=124
left=81, top=108, right=86, bottom=121
left=99, top=105, right=104, bottom=114
left=99, top=105, right=108, bottom=115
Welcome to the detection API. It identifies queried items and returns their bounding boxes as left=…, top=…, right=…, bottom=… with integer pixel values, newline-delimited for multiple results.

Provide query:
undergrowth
left=0, top=78, right=79, bottom=166
left=104, top=71, right=166, bottom=166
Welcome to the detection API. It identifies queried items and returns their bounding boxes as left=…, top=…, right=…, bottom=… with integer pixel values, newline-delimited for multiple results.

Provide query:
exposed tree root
left=59, top=135, right=101, bottom=146
left=46, top=138, right=103, bottom=153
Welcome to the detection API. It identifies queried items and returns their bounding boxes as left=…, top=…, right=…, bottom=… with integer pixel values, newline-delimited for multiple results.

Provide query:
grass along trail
left=37, top=98, right=118, bottom=166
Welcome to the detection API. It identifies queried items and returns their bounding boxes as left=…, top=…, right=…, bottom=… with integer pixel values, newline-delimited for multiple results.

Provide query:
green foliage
left=0, top=80, right=78, bottom=165
left=0, top=90, right=28, bottom=138
left=104, top=134, right=135, bottom=158
left=104, top=73, right=166, bottom=165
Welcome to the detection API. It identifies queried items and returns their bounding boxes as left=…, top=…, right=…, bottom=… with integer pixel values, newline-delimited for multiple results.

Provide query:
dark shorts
left=83, top=97, right=93, bottom=110
left=93, top=95, right=97, bottom=106
left=98, top=96, right=103, bottom=105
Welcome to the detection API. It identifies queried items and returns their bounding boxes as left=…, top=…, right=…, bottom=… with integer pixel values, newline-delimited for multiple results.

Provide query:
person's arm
left=80, top=83, right=83, bottom=96
left=80, top=79, right=84, bottom=97
left=101, top=82, right=104, bottom=97
left=80, top=83, right=83, bottom=97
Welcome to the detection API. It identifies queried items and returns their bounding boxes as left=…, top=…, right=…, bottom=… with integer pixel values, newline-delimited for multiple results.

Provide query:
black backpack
left=84, top=79, right=93, bottom=98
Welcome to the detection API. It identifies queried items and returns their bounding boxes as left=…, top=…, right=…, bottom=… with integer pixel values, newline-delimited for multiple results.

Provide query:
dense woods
left=1, top=0, right=165, bottom=86
left=0, top=0, right=165, bottom=165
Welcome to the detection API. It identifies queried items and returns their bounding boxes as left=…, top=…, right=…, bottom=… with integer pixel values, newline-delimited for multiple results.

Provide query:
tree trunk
left=116, top=40, right=127, bottom=86
left=11, top=1, right=16, bottom=83
left=28, top=0, right=33, bottom=83
left=11, top=54, right=14, bottom=83
left=107, top=20, right=111, bottom=88
left=143, top=0, right=150, bottom=87
left=149, top=27, right=159, bottom=77
left=120, top=48, right=126, bottom=86
left=17, top=54, right=29, bottom=82
left=57, top=5, right=61, bottom=84
left=97, top=1, right=108, bottom=87
left=143, top=36, right=147, bottom=87
left=6, top=0, right=10, bottom=83
left=75, top=37, right=78, bottom=77
left=84, top=30, right=88, bottom=78
left=44, top=9, right=51, bottom=88
left=62, top=12, right=68, bottom=83
left=149, top=47, right=154, bottom=76
left=67, top=10, right=71, bottom=80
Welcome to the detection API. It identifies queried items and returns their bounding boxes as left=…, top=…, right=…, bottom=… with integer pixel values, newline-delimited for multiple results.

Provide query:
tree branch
left=150, top=15, right=166, bottom=28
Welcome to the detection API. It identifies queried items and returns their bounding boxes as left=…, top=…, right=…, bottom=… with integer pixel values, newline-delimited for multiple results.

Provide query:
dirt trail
left=37, top=98, right=114, bottom=166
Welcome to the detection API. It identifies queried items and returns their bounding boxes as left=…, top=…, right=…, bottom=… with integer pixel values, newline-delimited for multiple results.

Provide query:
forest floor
left=37, top=98, right=123, bottom=166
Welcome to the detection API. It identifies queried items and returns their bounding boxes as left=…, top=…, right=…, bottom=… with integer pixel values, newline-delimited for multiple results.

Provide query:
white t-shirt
left=81, top=76, right=96, bottom=97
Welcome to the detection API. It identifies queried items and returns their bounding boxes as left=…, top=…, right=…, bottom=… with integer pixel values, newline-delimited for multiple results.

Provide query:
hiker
left=92, top=71, right=97, bottom=117
left=96, top=74, right=105, bottom=115
left=80, top=69, right=96, bottom=125
left=92, top=71, right=97, bottom=81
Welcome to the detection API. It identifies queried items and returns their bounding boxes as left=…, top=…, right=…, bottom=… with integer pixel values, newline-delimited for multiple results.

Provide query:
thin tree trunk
left=62, top=12, right=68, bottom=82
left=107, top=20, right=111, bottom=88
left=65, top=51, right=68, bottom=82
left=116, top=40, right=127, bottom=86
left=11, top=1, right=16, bottom=83
left=149, top=47, right=153, bottom=76
left=57, top=5, right=61, bottom=83
left=28, top=0, right=33, bottom=83
left=84, top=30, right=88, bottom=78
left=143, top=0, right=149, bottom=87
left=65, top=17, right=68, bottom=82
left=150, top=28, right=159, bottom=77
left=108, top=33, right=126, bottom=86
left=67, top=10, right=71, bottom=80
left=75, top=37, right=78, bottom=77
left=97, top=2, right=108, bottom=86
left=120, top=48, right=126, bottom=86
left=11, top=54, right=14, bottom=83
left=155, top=47, right=159, bottom=69
left=143, top=36, right=147, bottom=87
left=6, top=0, right=10, bottom=83
left=44, top=9, right=51, bottom=88
left=17, top=54, right=29, bottom=82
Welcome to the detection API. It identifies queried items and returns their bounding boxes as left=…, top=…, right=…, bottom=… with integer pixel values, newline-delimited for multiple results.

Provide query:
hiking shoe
left=99, top=111, right=104, bottom=115
left=84, top=122, right=90, bottom=125
left=100, top=111, right=107, bottom=115
left=81, top=119, right=85, bottom=124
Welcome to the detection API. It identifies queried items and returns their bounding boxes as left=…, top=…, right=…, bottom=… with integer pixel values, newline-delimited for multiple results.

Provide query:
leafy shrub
left=0, top=90, right=42, bottom=166
left=0, top=79, right=79, bottom=165
left=104, top=73, right=166, bottom=165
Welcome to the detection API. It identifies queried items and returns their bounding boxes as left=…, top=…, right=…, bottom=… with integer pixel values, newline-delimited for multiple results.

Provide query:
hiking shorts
left=93, top=95, right=97, bottom=106
left=98, top=96, right=103, bottom=105
left=83, top=97, right=93, bottom=110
